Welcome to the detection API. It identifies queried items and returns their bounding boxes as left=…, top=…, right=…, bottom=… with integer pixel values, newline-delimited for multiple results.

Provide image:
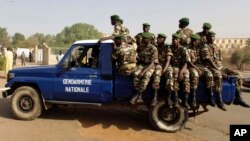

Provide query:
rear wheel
left=11, top=86, right=42, bottom=120
left=149, top=101, right=188, bottom=132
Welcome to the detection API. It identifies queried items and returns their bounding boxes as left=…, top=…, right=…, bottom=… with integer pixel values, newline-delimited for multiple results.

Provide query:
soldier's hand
left=138, top=72, right=144, bottom=78
left=198, top=69, right=203, bottom=76
left=222, top=73, right=228, bottom=79
left=178, top=73, right=184, bottom=81
left=97, top=38, right=103, bottom=44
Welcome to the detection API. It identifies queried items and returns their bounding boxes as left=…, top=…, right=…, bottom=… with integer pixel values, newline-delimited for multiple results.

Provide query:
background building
left=215, top=38, right=248, bottom=57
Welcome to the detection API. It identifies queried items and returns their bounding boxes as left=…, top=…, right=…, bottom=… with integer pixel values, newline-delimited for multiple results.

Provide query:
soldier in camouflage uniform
left=135, top=23, right=156, bottom=46
left=151, top=33, right=168, bottom=106
left=201, top=32, right=226, bottom=111
left=166, top=33, right=190, bottom=108
left=197, top=23, right=212, bottom=45
left=131, top=32, right=159, bottom=105
left=187, top=34, right=215, bottom=108
left=112, top=34, right=137, bottom=76
left=206, top=32, right=250, bottom=108
left=176, top=17, right=193, bottom=47
left=98, top=15, right=130, bottom=43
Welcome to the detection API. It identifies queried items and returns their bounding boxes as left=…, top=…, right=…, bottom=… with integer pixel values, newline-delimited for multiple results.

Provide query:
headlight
left=7, top=73, right=15, bottom=80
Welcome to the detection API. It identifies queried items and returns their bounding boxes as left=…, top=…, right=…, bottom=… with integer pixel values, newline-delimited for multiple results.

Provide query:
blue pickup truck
left=2, top=40, right=236, bottom=132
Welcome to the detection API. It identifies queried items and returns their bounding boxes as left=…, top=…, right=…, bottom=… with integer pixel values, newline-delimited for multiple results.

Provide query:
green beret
left=158, top=33, right=167, bottom=38
left=114, top=34, right=124, bottom=40
left=203, top=22, right=212, bottom=29
left=179, top=17, right=189, bottom=24
left=142, top=32, right=152, bottom=38
left=143, top=23, right=150, bottom=26
left=111, top=15, right=120, bottom=20
left=191, top=34, right=201, bottom=40
left=172, top=33, right=182, bottom=39
left=208, top=31, right=216, bottom=37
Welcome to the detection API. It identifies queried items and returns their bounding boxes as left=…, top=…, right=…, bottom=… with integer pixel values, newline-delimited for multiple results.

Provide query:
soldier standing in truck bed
left=176, top=17, right=193, bottom=47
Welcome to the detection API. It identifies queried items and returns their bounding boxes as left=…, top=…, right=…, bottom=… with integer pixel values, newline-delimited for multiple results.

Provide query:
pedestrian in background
left=21, top=51, right=26, bottom=66
left=56, top=50, right=64, bottom=63
left=3, top=47, right=13, bottom=78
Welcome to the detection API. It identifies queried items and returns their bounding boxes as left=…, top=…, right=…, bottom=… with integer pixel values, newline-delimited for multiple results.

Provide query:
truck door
left=53, top=45, right=102, bottom=102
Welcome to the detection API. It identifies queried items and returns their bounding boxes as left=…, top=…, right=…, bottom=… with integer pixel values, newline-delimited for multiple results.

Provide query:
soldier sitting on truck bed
left=166, top=33, right=190, bottom=108
left=206, top=32, right=250, bottom=108
left=112, top=34, right=137, bottom=76
left=131, top=32, right=159, bottom=105
left=151, top=33, right=169, bottom=106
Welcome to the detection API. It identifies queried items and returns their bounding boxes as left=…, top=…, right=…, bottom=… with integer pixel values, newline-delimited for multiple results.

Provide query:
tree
left=0, top=27, right=11, bottom=48
left=12, top=32, right=25, bottom=48
left=55, top=23, right=103, bottom=46
left=230, top=47, right=250, bottom=71
left=246, top=38, right=250, bottom=47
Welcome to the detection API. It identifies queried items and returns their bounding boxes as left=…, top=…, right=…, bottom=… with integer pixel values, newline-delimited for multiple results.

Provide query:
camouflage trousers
left=133, top=64, right=155, bottom=92
left=208, top=67, right=222, bottom=92
left=189, top=68, right=199, bottom=89
left=221, top=67, right=242, bottom=89
left=118, top=63, right=136, bottom=76
left=166, top=67, right=190, bottom=93
left=202, top=67, right=214, bottom=89
left=152, top=64, right=162, bottom=89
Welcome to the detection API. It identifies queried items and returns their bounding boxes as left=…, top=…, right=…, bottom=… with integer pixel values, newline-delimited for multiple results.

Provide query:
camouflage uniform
left=209, top=43, right=249, bottom=107
left=201, top=44, right=227, bottom=110
left=201, top=44, right=222, bottom=92
left=176, top=28, right=193, bottom=46
left=197, top=31, right=208, bottom=45
left=169, top=45, right=190, bottom=93
left=112, top=42, right=137, bottom=76
left=152, top=44, right=170, bottom=89
left=133, top=44, right=158, bottom=92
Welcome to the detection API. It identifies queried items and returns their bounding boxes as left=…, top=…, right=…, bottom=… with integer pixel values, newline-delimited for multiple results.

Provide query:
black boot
left=130, top=91, right=143, bottom=105
left=216, top=91, right=227, bottom=111
left=182, top=92, right=190, bottom=109
left=151, top=89, right=158, bottom=106
left=190, top=89, right=197, bottom=108
left=165, top=90, right=173, bottom=108
left=173, top=91, right=179, bottom=107
left=208, top=87, right=216, bottom=107
left=234, top=88, right=250, bottom=108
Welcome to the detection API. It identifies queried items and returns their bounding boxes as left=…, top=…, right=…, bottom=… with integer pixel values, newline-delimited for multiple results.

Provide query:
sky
left=0, top=0, right=250, bottom=42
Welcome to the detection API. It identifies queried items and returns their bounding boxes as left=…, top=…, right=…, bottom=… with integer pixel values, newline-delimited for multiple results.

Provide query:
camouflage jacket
left=137, top=44, right=159, bottom=65
left=186, top=45, right=203, bottom=67
left=170, top=45, right=189, bottom=68
left=112, top=43, right=137, bottom=66
left=176, top=28, right=193, bottom=46
left=156, top=44, right=172, bottom=67
left=200, top=43, right=222, bottom=68
left=112, top=23, right=130, bottom=36
left=197, top=31, right=208, bottom=45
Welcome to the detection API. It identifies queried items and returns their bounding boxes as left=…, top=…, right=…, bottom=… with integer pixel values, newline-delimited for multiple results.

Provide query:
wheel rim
left=18, top=95, right=34, bottom=112
left=158, top=105, right=180, bottom=124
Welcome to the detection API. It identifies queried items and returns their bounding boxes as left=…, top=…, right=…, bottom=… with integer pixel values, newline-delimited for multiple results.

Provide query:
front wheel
left=149, top=101, right=188, bottom=132
left=11, top=86, right=42, bottom=120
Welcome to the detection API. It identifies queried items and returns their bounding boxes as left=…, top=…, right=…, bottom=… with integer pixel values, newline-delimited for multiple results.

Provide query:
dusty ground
left=0, top=63, right=250, bottom=141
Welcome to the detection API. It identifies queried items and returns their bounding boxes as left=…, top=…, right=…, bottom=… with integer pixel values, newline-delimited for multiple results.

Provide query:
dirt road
left=1, top=69, right=250, bottom=141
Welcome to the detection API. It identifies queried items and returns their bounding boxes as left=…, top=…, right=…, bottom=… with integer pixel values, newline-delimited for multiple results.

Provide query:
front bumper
left=0, top=87, right=11, bottom=98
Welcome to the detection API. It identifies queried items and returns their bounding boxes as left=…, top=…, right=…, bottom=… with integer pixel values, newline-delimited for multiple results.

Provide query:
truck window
left=65, top=45, right=100, bottom=68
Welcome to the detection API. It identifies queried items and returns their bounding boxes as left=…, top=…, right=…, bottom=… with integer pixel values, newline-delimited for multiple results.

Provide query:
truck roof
left=73, top=39, right=113, bottom=44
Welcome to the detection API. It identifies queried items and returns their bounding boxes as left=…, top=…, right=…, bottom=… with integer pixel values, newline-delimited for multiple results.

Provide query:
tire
left=11, top=86, right=42, bottom=120
left=149, top=101, right=188, bottom=132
